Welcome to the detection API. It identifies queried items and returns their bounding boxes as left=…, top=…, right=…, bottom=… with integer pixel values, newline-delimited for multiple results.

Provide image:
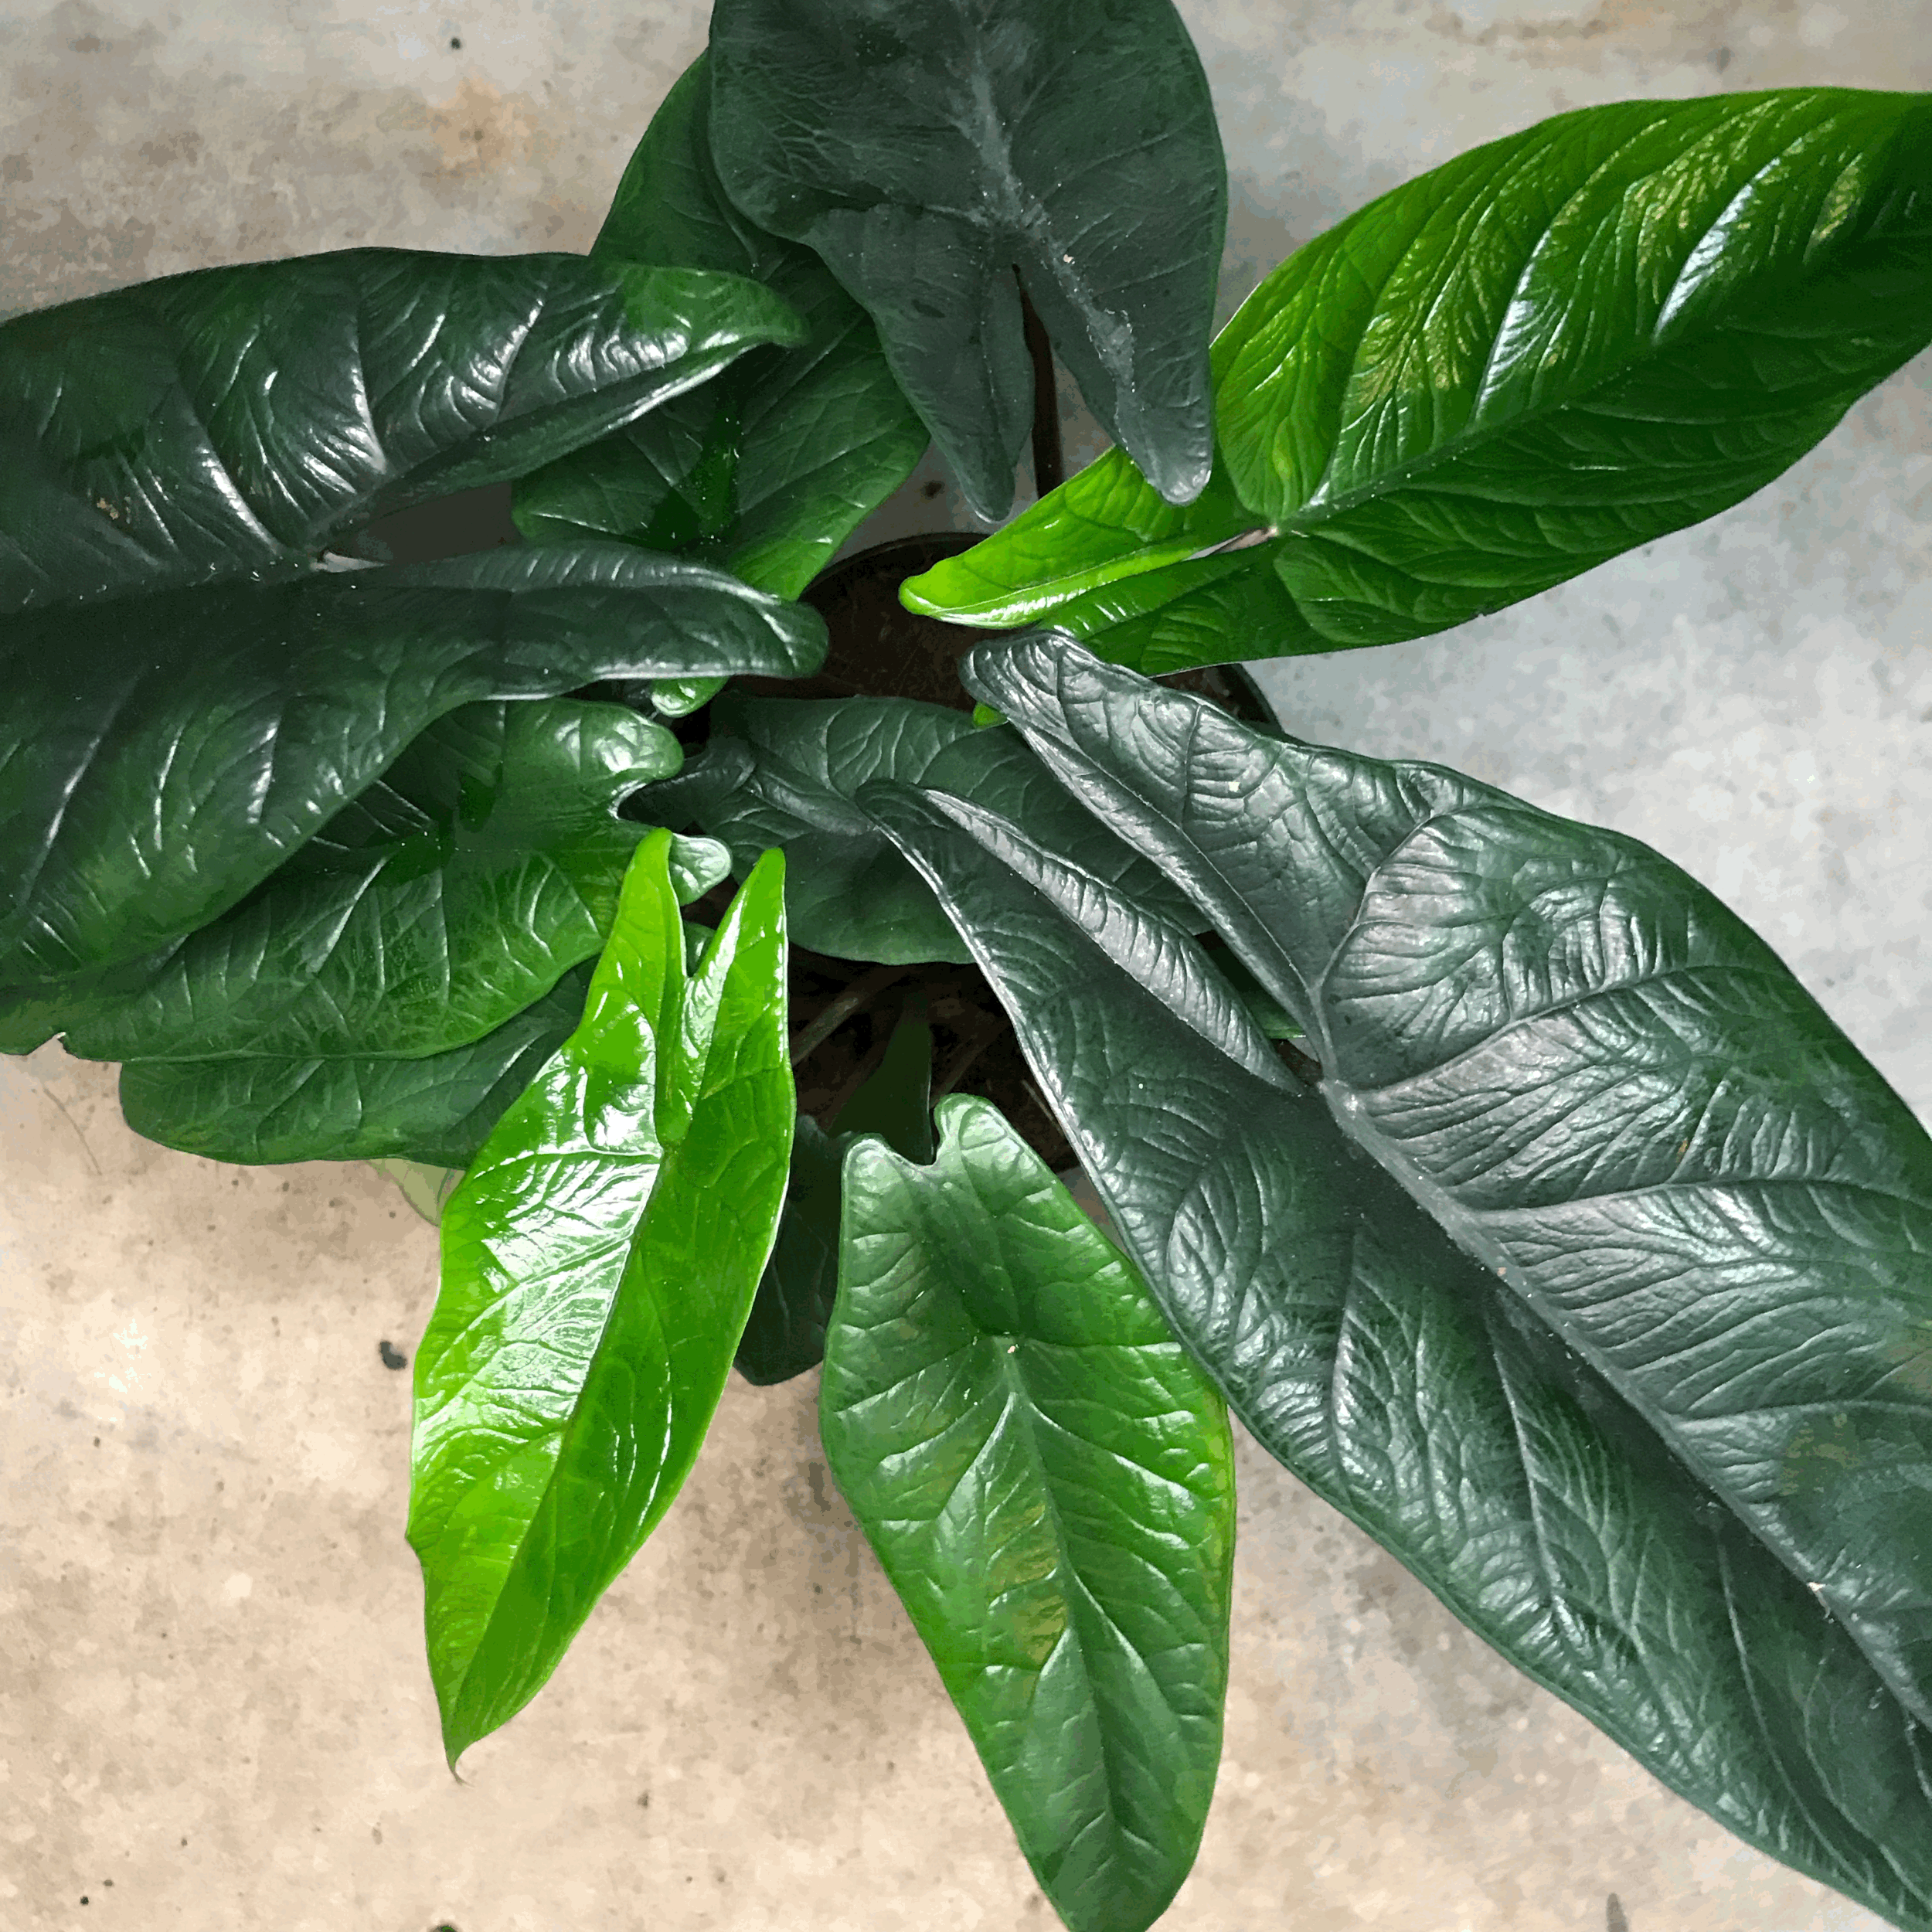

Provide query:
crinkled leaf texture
left=634, top=693, right=1206, bottom=964
left=106, top=905, right=730, bottom=1173
left=821, top=1095, right=1234, bottom=1932
left=116, top=961, right=600, bottom=1170
left=903, top=87, right=1932, bottom=669
left=0, top=699, right=728, bottom=1063
left=406, top=832, right=791, bottom=1770
left=0, top=246, right=821, bottom=985
left=512, top=53, right=929, bottom=603
left=850, top=634, right=1932, bottom=1929
left=706, top=0, right=1225, bottom=524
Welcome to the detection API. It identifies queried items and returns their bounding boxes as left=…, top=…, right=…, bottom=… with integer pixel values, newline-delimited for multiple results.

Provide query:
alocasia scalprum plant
left=4, top=1, right=1930, bottom=1925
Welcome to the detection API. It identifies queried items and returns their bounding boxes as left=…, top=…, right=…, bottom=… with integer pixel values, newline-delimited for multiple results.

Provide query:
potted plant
left=3, top=3, right=1930, bottom=1928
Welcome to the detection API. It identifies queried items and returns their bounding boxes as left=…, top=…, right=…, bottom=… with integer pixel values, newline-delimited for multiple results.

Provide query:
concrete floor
left=3, top=1, right=1930, bottom=1927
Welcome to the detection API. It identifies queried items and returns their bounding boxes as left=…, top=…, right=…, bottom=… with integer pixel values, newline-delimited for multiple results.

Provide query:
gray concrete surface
left=2, top=2, right=1929, bottom=1928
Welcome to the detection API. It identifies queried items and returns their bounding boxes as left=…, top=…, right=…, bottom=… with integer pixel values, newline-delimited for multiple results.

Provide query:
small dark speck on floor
left=1607, top=1895, right=1630, bottom=1932
left=379, top=1340, right=408, bottom=1369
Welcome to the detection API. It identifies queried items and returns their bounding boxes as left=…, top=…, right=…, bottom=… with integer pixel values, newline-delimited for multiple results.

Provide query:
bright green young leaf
left=0, top=245, right=819, bottom=985
left=861, top=775, right=1932, bottom=1932
left=635, top=693, right=1206, bottom=964
left=821, top=1094, right=1234, bottom=1932
left=115, top=963, right=597, bottom=1170
left=408, top=832, right=791, bottom=1770
left=904, top=87, right=1932, bottom=665
left=2, top=700, right=729, bottom=1063
left=735, top=1012, right=936, bottom=1387
left=900, top=444, right=1260, bottom=640
left=706, top=0, right=1226, bottom=525
left=960, top=634, right=1932, bottom=1733
left=510, top=52, right=929, bottom=600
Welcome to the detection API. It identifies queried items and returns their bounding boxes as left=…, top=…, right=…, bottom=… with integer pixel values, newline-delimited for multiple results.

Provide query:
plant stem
left=1015, top=273, right=1064, bottom=501
left=1277, top=1039, right=1324, bottom=1087
left=789, top=961, right=912, bottom=1066
left=820, top=1012, right=900, bottom=1126
left=932, top=1015, right=1003, bottom=1099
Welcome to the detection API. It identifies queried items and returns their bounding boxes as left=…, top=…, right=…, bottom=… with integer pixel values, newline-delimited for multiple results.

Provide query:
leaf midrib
left=1253, top=132, right=1906, bottom=541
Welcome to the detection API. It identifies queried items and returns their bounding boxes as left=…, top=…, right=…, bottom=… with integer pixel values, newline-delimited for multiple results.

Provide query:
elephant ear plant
left=4, top=0, right=1930, bottom=1923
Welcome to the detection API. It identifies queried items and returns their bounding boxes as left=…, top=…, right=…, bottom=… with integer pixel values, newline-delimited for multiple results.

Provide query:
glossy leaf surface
left=821, top=1095, right=1234, bottom=1932
left=961, top=634, right=1932, bottom=1727
left=735, top=1013, right=935, bottom=1386
left=707, top=0, right=1225, bottom=523
left=862, top=777, right=1932, bottom=1932
left=115, top=963, right=596, bottom=1169
left=511, top=53, right=928, bottom=600
left=639, top=694, right=1205, bottom=964
left=1, top=246, right=804, bottom=613
left=408, top=835, right=791, bottom=1767
left=904, top=88, right=1932, bottom=665
left=0, top=243, right=818, bottom=984
left=0, top=547, right=822, bottom=986
left=4, top=700, right=728, bottom=1063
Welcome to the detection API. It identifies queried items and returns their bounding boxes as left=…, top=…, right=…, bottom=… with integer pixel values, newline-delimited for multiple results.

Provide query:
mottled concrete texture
left=3, top=1, right=1930, bottom=1927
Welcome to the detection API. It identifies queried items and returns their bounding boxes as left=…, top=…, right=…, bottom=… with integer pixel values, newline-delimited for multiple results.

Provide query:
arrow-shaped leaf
left=2, top=246, right=804, bottom=611
left=111, top=963, right=594, bottom=1170
left=821, top=1094, right=1234, bottom=1932
left=961, top=633, right=1932, bottom=1736
left=0, top=244, right=819, bottom=984
left=406, top=831, right=791, bottom=1768
left=861, top=774, right=1932, bottom=1932
left=706, top=0, right=1226, bottom=523
left=0, top=548, right=824, bottom=985
left=2, top=699, right=726, bottom=1063
left=903, top=87, right=1932, bottom=666
left=512, top=53, right=929, bottom=602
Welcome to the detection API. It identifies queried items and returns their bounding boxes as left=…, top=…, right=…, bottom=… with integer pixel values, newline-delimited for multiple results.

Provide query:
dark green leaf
left=961, top=634, right=1932, bottom=1726
left=2, top=247, right=804, bottom=613
left=735, top=1013, right=935, bottom=1387
left=733, top=1114, right=849, bottom=1386
left=862, top=774, right=1932, bottom=1932
left=641, top=693, right=1205, bottom=964
left=408, top=832, right=791, bottom=1770
left=116, top=962, right=597, bottom=1169
left=821, top=1094, right=1234, bottom=1932
left=112, top=920, right=720, bottom=1168
left=707, top=0, right=1226, bottom=523
left=0, top=547, right=825, bottom=985
left=650, top=675, right=727, bottom=719
left=905, top=87, right=1932, bottom=663
left=829, top=1009, right=936, bottom=1163
left=511, top=53, right=929, bottom=599
left=5, top=699, right=728, bottom=1063
left=0, top=244, right=819, bottom=984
